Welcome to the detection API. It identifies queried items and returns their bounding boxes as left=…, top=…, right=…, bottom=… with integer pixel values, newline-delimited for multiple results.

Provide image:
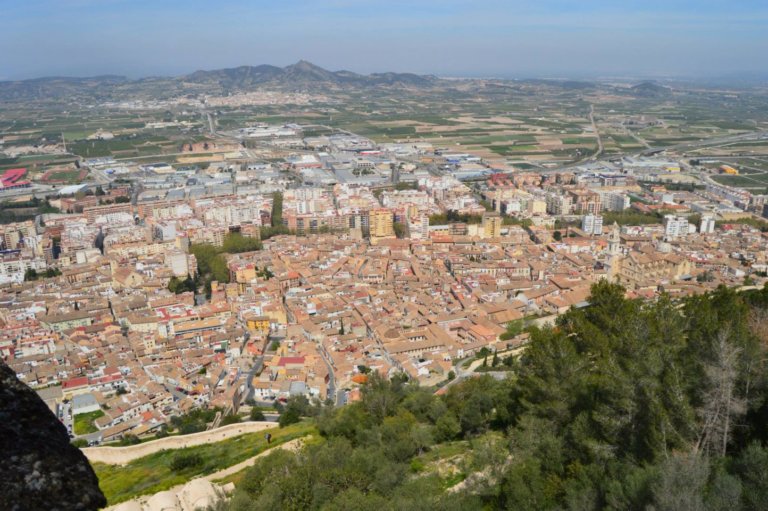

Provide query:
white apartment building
left=0, top=252, right=47, bottom=285
left=664, top=215, right=694, bottom=238
left=546, top=193, right=572, bottom=215
left=603, top=192, right=630, bottom=212
left=582, top=214, right=604, bottom=235
left=700, top=215, right=716, bottom=234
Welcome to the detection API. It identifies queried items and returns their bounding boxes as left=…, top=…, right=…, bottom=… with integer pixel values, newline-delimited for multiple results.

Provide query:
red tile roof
left=277, top=356, right=305, bottom=366
left=62, top=376, right=89, bottom=390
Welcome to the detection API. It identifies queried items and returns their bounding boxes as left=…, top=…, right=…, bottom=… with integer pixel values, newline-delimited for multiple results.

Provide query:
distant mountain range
left=184, top=60, right=438, bottom=88
left=0, top=60, right=693, bottom=104
left=0, top=61, right=440, bottom=102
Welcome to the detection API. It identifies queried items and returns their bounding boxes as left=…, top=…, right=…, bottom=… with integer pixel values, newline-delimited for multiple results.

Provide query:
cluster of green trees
left=259, top=225, right=293, bottom=240
left=503, top=216, right=533, bottom=228
left=24, top=267, right=62, bottom=281
left=498, top=318, right=525, bottom=341
left=229, top=371, right=479, bottom=510
left=250, top=408, right=266, bottom=421
left=270, top=192, right=283, bottom=227
left=0, top=198, right=60, bottom=224
left=428, top=211, right=483, bottom=226
left=168, top=408, right=222, bottom=435
left=392, top=222, right=407, bottom=239
left=189, top=243, right=230, bottom=294
left=222, top=232, right=263, bottom=253
left=190, top=233, right=266, bottom=295
left=477, top=349, right=515, bottom=372
left=275, top=395, right=323, bottom=428
left=220, top=413, right=243, bottom=426
left=116, top=434, right=141, bottom=446
left=259, top=192, right=295, bottom=240
left=1, top=198, right=39, bottom=209
left=659, top=181, right=706, bottom=192
left=230, top=282, right=768, bottom=510
left=98, top=195, right=131, bottom=205
left=601, top=210, right=666, bottom=226
left=167, top=275, right=196, bottom=294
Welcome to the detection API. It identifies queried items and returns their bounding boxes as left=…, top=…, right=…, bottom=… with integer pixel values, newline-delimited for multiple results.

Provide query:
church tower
left=608, top=221, right=621, bottom=257
left=607, top=222, right=622, bottom=280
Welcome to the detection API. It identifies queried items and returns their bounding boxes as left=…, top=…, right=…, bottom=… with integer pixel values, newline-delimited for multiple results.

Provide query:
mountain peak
left=630, top=81, right=672, bottom=97
left=292, top=59, right=323, bottom=69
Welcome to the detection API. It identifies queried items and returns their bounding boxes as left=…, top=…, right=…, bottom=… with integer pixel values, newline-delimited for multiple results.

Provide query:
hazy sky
left=2, top=0, right=767, bottom=80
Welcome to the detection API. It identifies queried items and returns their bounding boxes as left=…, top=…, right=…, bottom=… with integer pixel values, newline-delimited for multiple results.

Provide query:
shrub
left=170, top=453, right=203, bottom=472
left=220, top=414, right=242, bottom=426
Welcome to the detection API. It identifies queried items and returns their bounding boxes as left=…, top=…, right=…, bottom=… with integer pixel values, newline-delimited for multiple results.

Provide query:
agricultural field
left=0, top=105, right=210, bottom=170
left=711, top=172, right=768, bottom=191
left=2, top=74, right=768, bottom=180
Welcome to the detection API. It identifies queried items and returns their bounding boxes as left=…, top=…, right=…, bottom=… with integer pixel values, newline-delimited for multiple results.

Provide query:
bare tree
left=650, top=452, right=709, bottom=511
left=748, top=308, right=768, bottom=345
left=695, top=327, right=746, bottom=457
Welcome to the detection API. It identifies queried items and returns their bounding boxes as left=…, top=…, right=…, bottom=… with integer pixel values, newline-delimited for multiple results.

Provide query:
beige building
left=615, top=249, right=693, bottom=289
left=527, top=199, right=547, bottom=215
left=369, top=208, right=394, bottom=239
left=481, top=212, right=502, bottom=238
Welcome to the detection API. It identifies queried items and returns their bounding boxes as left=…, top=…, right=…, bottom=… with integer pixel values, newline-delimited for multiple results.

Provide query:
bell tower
left=608, top=221, right=621, bottom=256
left=607, top=222, right=622, bottom=280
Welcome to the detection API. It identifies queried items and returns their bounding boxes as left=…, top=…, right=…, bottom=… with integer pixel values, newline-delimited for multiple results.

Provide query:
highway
left=640, top=130, right=768, bottom=157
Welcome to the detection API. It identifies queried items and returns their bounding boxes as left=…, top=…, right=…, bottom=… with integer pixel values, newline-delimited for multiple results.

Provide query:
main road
left=589, top=103, right=604, bottom=160
left=640, top=130, right=768, bottom=157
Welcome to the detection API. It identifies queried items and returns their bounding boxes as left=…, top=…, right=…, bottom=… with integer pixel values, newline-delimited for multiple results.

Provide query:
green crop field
left=711, top=173, right=768, bottom=188
left=488, top=144, right=540, bottom=155
left=610, top=135, right=638, bottom=145
left=561, top=137, right=596, bottom=145
left=378, top=126, right=417, bottom=136
left=466, top=135, right=536, bottom=145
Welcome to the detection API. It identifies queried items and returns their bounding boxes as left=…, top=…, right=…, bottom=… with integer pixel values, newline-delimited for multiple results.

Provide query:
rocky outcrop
left=0, top=363, right=106, bottom=511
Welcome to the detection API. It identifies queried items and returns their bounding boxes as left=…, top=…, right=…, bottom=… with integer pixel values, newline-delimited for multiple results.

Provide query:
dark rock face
left=0, top=363, right=106, bottom=511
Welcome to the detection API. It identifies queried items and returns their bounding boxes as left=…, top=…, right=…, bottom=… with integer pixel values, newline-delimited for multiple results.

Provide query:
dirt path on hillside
left=83, top=421, right=275, bottom=465
left=104, top=437, right=308, bottom=510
